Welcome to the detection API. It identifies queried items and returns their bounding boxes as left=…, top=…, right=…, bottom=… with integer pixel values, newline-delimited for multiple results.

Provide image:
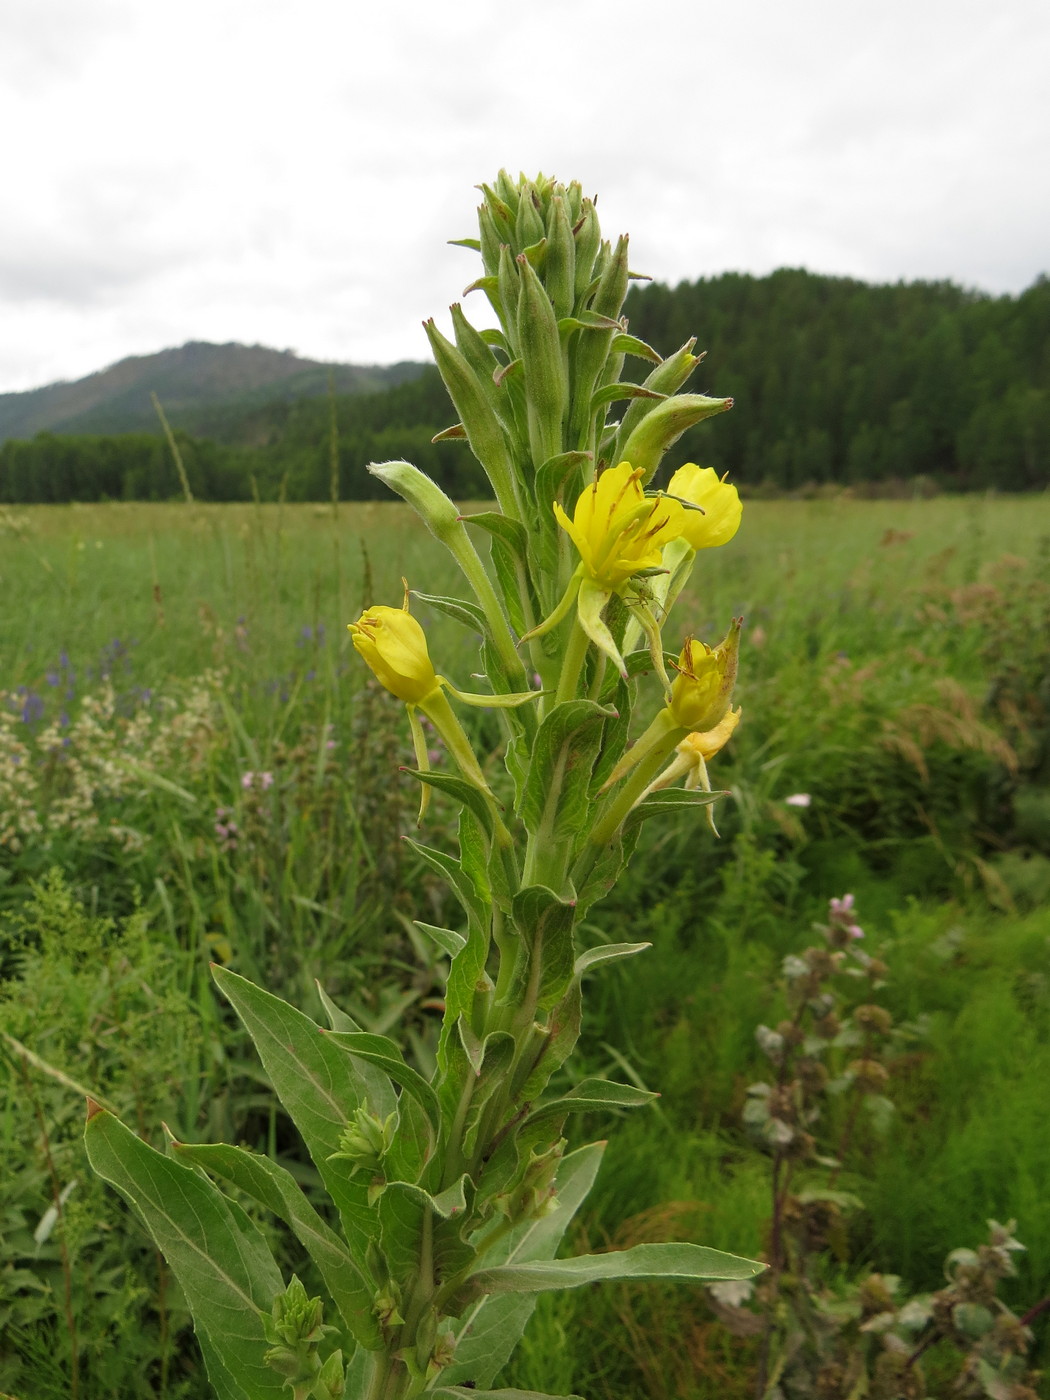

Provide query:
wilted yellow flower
left=667, top=464, right=742, bottom=551
left=678, top=708, right=742, bottom=767
left=667, top=624, right=740, bottom=731
left=348, top=605, right=440, bottom=706
left=554, top=461, right=686, bottom=589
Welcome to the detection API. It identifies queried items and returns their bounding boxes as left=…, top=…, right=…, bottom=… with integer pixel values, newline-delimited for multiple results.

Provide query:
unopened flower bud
left=349, top=606, right=440, bottom=706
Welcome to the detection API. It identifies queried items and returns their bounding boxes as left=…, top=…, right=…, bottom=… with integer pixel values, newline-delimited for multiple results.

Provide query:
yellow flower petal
left=348, top=605, right=441, bottom=705
left=667, top=464, right=742, bottom=550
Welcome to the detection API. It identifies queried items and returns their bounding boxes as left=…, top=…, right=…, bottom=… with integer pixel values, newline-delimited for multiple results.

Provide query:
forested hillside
left=2, top=269, right=1047, bottom=503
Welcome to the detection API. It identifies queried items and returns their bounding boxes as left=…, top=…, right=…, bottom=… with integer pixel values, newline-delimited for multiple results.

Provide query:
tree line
left=2, top=268, right=1047, bottom=503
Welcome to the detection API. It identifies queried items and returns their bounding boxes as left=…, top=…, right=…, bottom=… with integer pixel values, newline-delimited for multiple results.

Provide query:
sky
left=2, top=0, right=1048, bottom=394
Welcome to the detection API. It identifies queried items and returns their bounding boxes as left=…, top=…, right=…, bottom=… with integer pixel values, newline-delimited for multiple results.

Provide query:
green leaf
left=403, top=836, right=486, bottom=930
left=411, top=590, right=489, bottom=634
left=404, top=769, right=495, bottom=839
left=459, top=511, right=529, bottom=559
left=325, top=1031, right=441, bottom=1134
left=313, top=982, right=363, bottom=1032
left=415, top=921, right=467, bottom=958
left=443, top=1143, right=604, bottom=1389
left=211, top=967, right=390, bottom=1258
left=431, top=1389, right=585, bottom=1400
left=610, top=332, right=662, bottom=363
left=520, top=701, right=613, bottom=848
left=85, top=1109, right=287, bottom=1399
left=525, top=1078, right=658, bottom=1126
left=625, top=788, right=729, bottom=830
left=534, top=450, right=591, bottom=509
left=169, top=1141, right=380, bottom=1349
left=574, top=942, right=651, bottom=975
left=590, top=382, right=665, bottom=410
left=464, top=1241, right=764, bottom=1300
left=510, top=886, right=577, bottom=1012
left=519, top=980, right=582, bottom=1103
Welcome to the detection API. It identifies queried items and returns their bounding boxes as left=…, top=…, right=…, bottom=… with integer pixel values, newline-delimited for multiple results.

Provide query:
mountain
left=0, top=342, right=427, bottom=445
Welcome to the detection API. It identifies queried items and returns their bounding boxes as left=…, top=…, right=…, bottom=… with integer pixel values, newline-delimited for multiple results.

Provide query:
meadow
left=2, top=494, right=1049, bottom=1399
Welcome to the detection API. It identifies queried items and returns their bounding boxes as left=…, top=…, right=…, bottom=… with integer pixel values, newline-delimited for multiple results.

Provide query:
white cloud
left=0, top=0, right=1047, bottom=390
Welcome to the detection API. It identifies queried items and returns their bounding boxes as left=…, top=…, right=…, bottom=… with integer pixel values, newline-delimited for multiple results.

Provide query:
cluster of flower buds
left=349, top=171, right=747, bottom=845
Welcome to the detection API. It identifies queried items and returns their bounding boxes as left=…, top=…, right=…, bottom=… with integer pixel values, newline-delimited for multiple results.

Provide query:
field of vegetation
left=2, top=493, right=1049, bottom=1399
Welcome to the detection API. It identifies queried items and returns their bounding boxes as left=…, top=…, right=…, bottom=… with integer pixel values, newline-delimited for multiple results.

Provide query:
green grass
left=2, top=494, right=1049, bottom=1398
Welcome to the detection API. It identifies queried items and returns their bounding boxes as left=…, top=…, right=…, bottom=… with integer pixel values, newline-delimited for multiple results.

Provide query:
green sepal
left=325, top=1031, right=441, bottom=1135
left=85, top=1107, right=289, bottom=1398
left=524, top=1077, right=658, bottom=1127
left=517, top=252, right=567, bottom=469
left=168, top=1140, right=381, bottom=1349
left=544, top=195, right=575, bottom=319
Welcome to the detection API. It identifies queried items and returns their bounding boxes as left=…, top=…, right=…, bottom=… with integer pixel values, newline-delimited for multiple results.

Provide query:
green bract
left=87, top=171, right=755, bottom=1400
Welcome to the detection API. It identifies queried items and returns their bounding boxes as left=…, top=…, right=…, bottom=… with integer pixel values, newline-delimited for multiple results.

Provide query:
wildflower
left=785, top=793, right=811, bottom=808
left=599, top=620, right=742, bottom=795
left=528, top=461, right=687, bottom=678
left=349, top=590, right=538, bottom=822
left=828, top=893, right=864, bottom=940
left=258, top=771, right=274, bottom=790
left=639, top=707, right=742, bottom=834
left=348, top=606, right=441, bottom=706
left=666, top=464, right=742, bottom=551
left=241, top=771, right=255, bottom=789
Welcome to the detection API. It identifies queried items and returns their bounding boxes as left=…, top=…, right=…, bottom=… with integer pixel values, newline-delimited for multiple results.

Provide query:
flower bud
left=367, top=461, right=460, bottom=544
left=667, top=621, right=740, bottom=731
left=667, top=464, right=743, bottom=550
left=619, top=393, right=733, bottom=485
left=348, top=606, right=440, bottom=706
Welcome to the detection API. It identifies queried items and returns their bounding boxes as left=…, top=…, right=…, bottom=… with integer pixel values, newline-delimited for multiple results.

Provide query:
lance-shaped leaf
left=404, top=837, right=487, bottom=932
left=415, top=921, right=467, bottom=959
left=404, top=769, right=496, bottom=840
left=443, top=1143, right=603, bottom=1389
left=169, top=1140, right=380, bottom=1349
left=509, top=885, right=577, bottom=1013
left=459, top=511, right=529, bottom=560
left=519, top=701, right=612, bottom=847
left=459, top=1241, right=764, bottom=1305
left=85, top=1108, right=288, bottom=1399
left=431, top=1390, right=585, bottom=1400
left=325, top=1031, right=441, bottom=1134
left=410, top=590, right=489, bottom=635
left=574, top=941, right=651, bottom=976
left=625, top=788, right=729, bottom=831
left=211, top=967, right=390, bottom=1259
left=523, top=1078, right=658, bottom=1128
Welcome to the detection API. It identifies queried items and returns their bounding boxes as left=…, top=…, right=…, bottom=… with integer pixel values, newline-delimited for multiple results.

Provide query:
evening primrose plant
left=85, top=172, right=760, bottom=1400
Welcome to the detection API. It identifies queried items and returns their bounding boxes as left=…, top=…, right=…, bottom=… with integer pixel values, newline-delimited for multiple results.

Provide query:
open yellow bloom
left=349, top=606, right=441, bottom=705
left=554, top=461, right=686, bottom=589
left=667, top=464, right=742, bottom=551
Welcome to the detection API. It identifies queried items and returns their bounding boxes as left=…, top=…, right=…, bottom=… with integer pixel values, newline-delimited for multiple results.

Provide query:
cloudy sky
left=2, top=0, right=1047, bottom=393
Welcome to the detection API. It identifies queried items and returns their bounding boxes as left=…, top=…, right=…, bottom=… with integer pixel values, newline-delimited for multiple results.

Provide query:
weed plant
left=1, top=495, right=1049, bottom=1396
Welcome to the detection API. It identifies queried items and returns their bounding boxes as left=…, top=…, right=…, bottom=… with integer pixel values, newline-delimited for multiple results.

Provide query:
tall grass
left=2, top=494, right=1049, bottom=1397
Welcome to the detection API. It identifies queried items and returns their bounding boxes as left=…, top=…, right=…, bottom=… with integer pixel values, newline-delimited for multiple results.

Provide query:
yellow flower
left=348, top=605, right=440, bottom=705
left=554, top=461, right=686, bottom=589
left=667, top=625, right=740, bottom=731
left=667, top=464, right=742, bottom=551
left=639, top=708, right=742, bottom=835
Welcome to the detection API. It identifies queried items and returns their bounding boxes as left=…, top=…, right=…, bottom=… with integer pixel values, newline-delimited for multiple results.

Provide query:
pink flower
left=258, top=771, right=274, bottom=790
left=785, top=793, right=811, bottom=808
left=241, top=771, right=254, bottom=789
